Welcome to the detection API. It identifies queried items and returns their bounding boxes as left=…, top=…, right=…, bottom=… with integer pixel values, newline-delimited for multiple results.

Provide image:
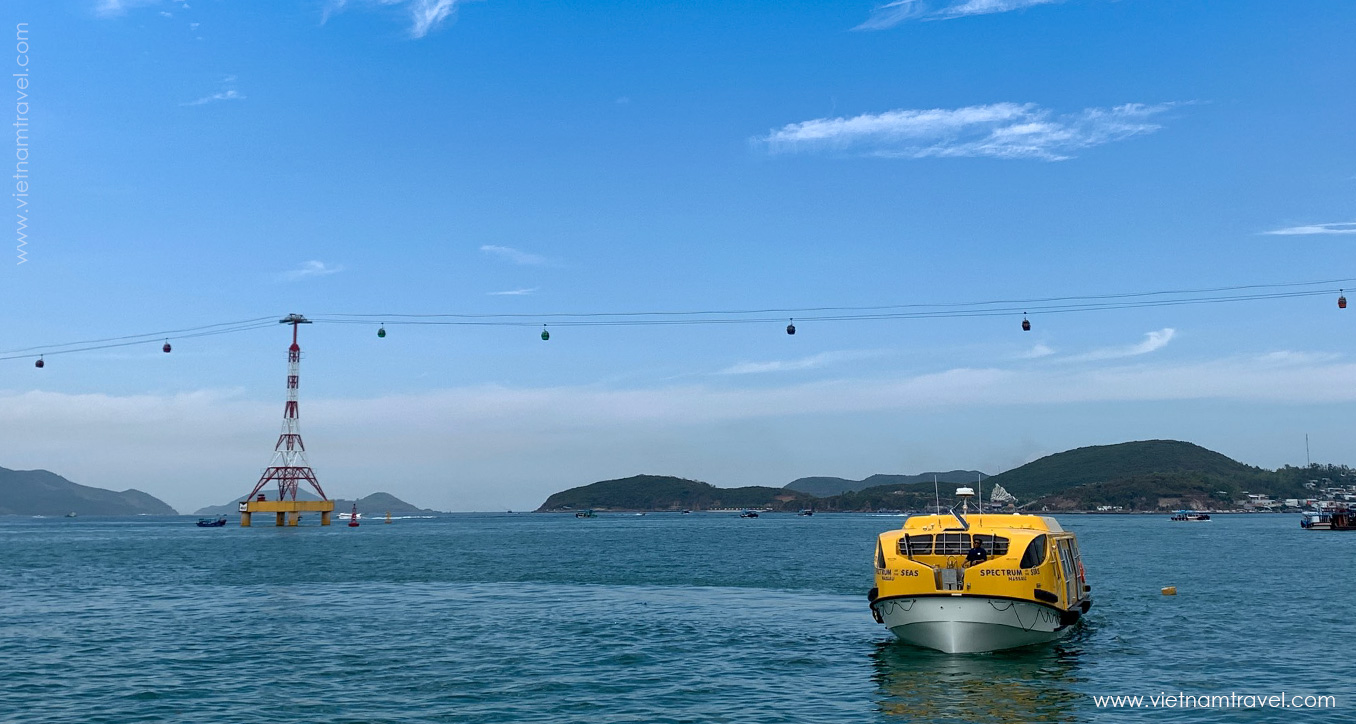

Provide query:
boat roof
left=900, top=512, right=1065, bottom=534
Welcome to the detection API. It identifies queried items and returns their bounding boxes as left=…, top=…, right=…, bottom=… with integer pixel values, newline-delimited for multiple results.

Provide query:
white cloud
left=95, top=0, right=189, bottom=18
left=1017, top=343, right=1056, bottom=359
left=182, top=89, right=243, bottom=106
left=323, top=0, right=466, bottom=39
left=1263, top=222, right=1356, bottom=236
left=480, top=245, right=548, bottom=265
left=1065, top=328, right=1175, bottom=362
left=717, top=351, right=875, bottom=375
left=408, top=0, right=459, bottom=38
left=280, top=260, right=344, bottom=281
left=488, top=287, right=539, bottom=296
left=857, top=0, right=1062, bottom=29
left=95, top=0, right=158, bottom=17
left=182, top=76, right=244, bottom=107
left=760, top=102, right=1173, bottom=161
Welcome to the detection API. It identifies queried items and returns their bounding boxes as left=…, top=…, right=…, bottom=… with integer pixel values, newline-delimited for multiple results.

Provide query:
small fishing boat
left=1170, top=510, right=1211, bottom=521
left=798, top=508, right=814, bottom=517
left=196, top=516, right=227, bottom=527
left=574, top=510, right=596, bottom=518
left=64, top=512, right=77, bottom=518
left=868, top=487, right=1092, bottom=654
left=739, top=510, right=759, bottom=518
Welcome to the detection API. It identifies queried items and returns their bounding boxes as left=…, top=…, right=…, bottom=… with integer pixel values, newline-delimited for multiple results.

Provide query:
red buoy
left=35, top=356, right=44, bottom=368
left=348, top=503, right=360, bottom=527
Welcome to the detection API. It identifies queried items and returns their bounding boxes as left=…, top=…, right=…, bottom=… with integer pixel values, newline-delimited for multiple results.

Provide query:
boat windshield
left=901, top=533, right=1010, bottom=557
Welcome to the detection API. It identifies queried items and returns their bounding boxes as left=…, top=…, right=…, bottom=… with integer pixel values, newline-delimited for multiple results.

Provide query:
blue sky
left=2, top=0, right=1355, bottom=512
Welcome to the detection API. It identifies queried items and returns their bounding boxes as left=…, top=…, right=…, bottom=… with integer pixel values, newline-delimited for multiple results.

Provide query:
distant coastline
left=537, top=440, right=1352, bottom=514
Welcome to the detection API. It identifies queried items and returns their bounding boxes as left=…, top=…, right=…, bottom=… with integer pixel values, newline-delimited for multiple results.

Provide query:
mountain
left=784, top=440, right=1317, bottom=512
left=983, top=440, right=1259, bottom=502
left=537, top=475, right=813, bottom=512
left=193, top=490, right=437, bottom=516
left=0, top=466, right=178, bottom=516
left=535, top=440, right=1332, bottom=513
left=978, top=440, right=1321, bottom=511
left=785, top=471, right=986, bottom=497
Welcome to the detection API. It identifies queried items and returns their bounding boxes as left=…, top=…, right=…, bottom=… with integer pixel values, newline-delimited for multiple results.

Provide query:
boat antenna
left=934, top=475, right=941, bottom=515
left=949, top=487, right=974, bottom=530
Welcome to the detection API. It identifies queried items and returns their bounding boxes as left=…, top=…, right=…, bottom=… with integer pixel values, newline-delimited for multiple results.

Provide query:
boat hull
left=873, top=595, right=1073, bottom=654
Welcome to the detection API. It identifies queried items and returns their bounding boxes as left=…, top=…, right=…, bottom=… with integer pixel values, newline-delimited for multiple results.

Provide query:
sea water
left=0, top=513, right=1351, bottom=723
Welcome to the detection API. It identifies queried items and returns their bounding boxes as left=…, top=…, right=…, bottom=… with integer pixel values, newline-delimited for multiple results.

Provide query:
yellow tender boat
left=868, top=488, right=1092, bottom=653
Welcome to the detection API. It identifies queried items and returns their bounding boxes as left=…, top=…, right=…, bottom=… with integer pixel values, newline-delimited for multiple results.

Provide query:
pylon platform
left=239, top=499, right=335, bottom=527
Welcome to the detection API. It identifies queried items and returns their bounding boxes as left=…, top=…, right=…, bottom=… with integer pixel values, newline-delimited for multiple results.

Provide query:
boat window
left=876, top=539, right=886, bottom=569
left=1019, top=534, right=1047, bottom=568
left=971, top=534, right=1009, bottom=556
left=935, top=533, right=970, bottom=556
left=899, top=534, right=933, bottom=556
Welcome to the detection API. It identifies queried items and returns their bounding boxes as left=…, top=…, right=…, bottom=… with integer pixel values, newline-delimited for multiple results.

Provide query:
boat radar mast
left=949, top=487, right=976, bottom=530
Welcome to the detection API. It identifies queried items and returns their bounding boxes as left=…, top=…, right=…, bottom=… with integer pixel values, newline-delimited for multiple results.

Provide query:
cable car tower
left=238, top=314, right=334, bottom=527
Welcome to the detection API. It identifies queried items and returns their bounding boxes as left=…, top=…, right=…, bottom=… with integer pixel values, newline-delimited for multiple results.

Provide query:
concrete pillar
left=240, top=512, right=252, bottom=527
left=276, top=512, right=285, bottom=527
left=320, top=510, right=331, bottom=526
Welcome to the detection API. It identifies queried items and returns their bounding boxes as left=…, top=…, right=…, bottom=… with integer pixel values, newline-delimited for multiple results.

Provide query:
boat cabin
left=875, top=512, right=1091, bottom=611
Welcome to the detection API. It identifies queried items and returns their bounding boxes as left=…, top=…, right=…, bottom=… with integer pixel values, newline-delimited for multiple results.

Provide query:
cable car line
left=2, top=277, right=1350, bottom=365
left=310, top=276, right=1356, bottom=322
left=0, top=316, right=277, bottom=356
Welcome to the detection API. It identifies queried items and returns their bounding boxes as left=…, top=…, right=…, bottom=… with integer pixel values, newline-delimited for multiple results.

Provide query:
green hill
left=785, top=471, right=985, bottom=497
left=535, top=440, right=1334, bottom=513
left=0, top=466, right=178, bottom=516
left=193, top=490, right=437, bottom=516
left=981, top=440, right=1319, bottom=511
left=984, top=440, right=1258, bottom=502
left=537, top=475, right=812, bottom=512
left=805, top=480, right=945, bottom=512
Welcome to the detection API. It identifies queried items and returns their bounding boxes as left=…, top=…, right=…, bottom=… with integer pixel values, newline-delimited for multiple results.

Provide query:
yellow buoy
left=1161, top=586, right=1177, bottom=596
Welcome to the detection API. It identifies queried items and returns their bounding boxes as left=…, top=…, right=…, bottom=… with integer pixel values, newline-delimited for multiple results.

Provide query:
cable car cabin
left=786, top=322, right=796, bottom=335
left=1022, top=317, right=1031, bottom=332
left=163, top=341, right=172, bottom=353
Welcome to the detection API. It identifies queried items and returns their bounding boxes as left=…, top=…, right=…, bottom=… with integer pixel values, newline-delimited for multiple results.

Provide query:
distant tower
left=239, top=314, right=334, bottom=526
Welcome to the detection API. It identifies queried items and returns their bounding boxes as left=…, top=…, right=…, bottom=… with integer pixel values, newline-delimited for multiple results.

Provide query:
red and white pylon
left=244, top=314, right=328, bottom=503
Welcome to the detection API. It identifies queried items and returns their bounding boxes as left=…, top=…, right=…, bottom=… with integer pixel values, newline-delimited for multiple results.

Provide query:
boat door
left=1055, top=538, right=1078, bottom=606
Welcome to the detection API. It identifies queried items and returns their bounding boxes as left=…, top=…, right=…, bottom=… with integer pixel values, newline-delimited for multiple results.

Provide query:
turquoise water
left=0, top=513, right=1350, bottom=723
